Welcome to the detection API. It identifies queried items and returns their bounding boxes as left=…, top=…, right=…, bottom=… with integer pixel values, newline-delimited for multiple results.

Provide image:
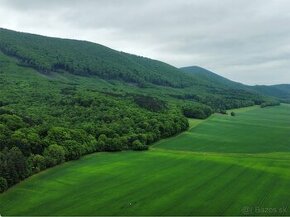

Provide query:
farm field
left=0, top=104, right=290, bottom=216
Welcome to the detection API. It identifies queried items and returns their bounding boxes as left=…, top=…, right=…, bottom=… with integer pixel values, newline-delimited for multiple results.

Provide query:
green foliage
left=182, top=103, right=213, bottom=119
left=11, top=128, right=44, bottom=156
left=252, top=84, right=290, bottom=101
left=0, top=147, right=29, bottom=186
left=62, top=140, right=83, bottom=160
left=28, top=154, right=46, bottom=173
left=0, top=28, right=193, bottom=88
left=1, top=105, right=290, bottom=216
left=0, top=28, right=285, bottom=193
left=43, top=144, right=65, bottom=167
left=220, top=110, right=227, bottom=115
left=260, top=101, right=280, bottom=108
left=230, top=111, right=236, bottom=116
left=0, top=114, right=26, bottom=131
left=133, top=95, right=167, bottom=112
left=0, top=177, right=8, bottom=193
left=132, top=140, right=149, bottom=151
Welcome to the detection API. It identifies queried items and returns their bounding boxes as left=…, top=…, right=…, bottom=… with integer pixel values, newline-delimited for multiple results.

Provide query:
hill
left=0, top=28, right=194, bottom=88
left=0, top=28, right=269, bottom=110
left=180, top=66, right=245, bottom=89
left=252, top=84, right=290, bottom=102
left=0, top=28, right=286, bottom=193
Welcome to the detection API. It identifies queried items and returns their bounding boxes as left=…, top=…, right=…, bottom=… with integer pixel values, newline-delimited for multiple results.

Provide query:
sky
left=0, top=0, right=290, bottom=85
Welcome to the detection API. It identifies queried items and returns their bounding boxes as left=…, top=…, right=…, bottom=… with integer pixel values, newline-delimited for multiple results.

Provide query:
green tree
left=43, top=144, right=65, bottom=167
left=8, top=147, right=29, bottom=182
left=132, top=140, right=148, bottom=151
left=28, top=154, right=46, bottom=173
left=0, top=177, right=8, bottom=193
left=62, top=140, right=83, bottom=160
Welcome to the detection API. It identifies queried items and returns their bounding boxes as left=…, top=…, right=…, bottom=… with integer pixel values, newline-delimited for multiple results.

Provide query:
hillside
left=181, top=66, right=290, bottom=102
left=0, top=28, right=286, bottom=193
left=0, top=28, right=194, bottom=88
left=0, top=28, right=267, bottom=109
left=180, top=66, right=245, bottom=89
left=252, top=84, right=290, bottom=102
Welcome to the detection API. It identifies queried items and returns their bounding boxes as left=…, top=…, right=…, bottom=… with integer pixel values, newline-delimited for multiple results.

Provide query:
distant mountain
left=181, top=66, right=290, bottom=102
left=180, top=66, right=245, bottom=89
left=252, top=84, right=290, bottom=102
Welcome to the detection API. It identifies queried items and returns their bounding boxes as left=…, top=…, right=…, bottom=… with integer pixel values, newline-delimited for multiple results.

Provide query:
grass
left=1, top=104, right=290, bottom=216
left=155, top=104, right=290, bottom=153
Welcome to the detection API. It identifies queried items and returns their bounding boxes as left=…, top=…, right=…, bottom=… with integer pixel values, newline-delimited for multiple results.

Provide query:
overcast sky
left=0, top=0, right=290, bottom=85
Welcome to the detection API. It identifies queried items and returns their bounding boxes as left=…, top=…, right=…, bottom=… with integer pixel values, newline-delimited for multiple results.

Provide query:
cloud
left=0, top=0, right=289, bottom=85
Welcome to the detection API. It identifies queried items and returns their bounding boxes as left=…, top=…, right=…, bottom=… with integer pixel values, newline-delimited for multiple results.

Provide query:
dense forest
left=0, top=28, right=287, bottom=192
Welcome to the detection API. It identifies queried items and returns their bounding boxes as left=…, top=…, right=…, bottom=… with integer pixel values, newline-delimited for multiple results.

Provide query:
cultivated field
left=1, top=104, right=290, bottom=216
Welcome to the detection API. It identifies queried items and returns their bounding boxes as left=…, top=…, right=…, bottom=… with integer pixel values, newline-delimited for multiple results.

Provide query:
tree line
left=0, top=91, right=189, bottom=192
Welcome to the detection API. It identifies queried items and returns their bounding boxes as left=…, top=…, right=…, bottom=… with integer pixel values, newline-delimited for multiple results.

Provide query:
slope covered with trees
left=0, top=49, right=189, bottom=192
left=0, top=28, right=194, bottom=88
left=181, top=66, right=245, bottom=89
left=0, top=28, right=286, bottom=192
left=252, top=84, right=290, bottom=102
left=181, top=66, right=290, bottom=103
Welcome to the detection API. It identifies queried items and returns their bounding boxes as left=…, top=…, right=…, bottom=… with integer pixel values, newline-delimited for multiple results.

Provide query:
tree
left=11, top=129, right=44, bottom=156
left=7, top=147, right=29, bottom=183
left=0, top=124, right=11, bottom=150
left=231, top=112, right=236, bottom=117
left=0, top=147, right=29, bottom=186
left=28, top=154, right=46, bottom=173
left=62, top=140, right=83, bottom=160
left=220, top=110, right=227, bottom=115
left=260, top=101, right=280, bottom=108
left=132, top=140, right=148, bottom=151
left=0, top=114, right=26, bottom=131
left=97, top=134, right=108, bottom=151
left=0, top=177, right=8, bottom=193
left=47, top=127, right=71, bottom=145
left=43, top=144, right=65, bottom=167
left=182, top=103, right=213, bottom=119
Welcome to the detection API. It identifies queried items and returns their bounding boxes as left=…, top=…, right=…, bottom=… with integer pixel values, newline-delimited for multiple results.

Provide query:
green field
left=1, top=105, right=290, bottom=216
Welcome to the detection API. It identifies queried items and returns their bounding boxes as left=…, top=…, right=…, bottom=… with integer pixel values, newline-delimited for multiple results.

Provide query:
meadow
left=0, top=104, right=290, bottom=216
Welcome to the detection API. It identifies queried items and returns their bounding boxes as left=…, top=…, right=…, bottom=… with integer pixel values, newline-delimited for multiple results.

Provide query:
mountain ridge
left=180, top=65, right=290, bottom=102
left=1, top=27, right=289, bottom=107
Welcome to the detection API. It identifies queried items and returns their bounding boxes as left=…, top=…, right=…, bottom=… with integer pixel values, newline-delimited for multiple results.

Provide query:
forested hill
left=180, top=66, right=245, bottom=89
left=0, top=28, right=286, bottom=193
left=0, top=28, right=194, bottom=88
left=0, top=28, right=270, bottom=108
left=252, top=84, right=290, bottom=102
left=181, top=66, right=290, bottom=102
